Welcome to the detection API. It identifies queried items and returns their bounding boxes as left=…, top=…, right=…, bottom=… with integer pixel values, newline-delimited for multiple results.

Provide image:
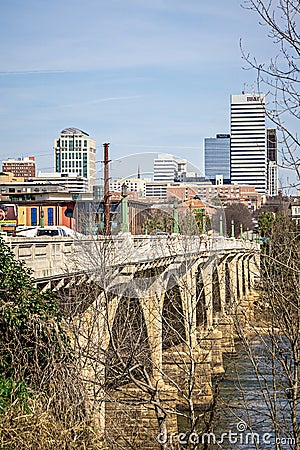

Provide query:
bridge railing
left=4, top=236, right=77, bottom=279
left=3, top=234, right=259, bottom=280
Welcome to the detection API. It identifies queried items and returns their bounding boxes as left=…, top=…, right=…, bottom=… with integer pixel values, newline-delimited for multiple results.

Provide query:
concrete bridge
left=6, top=233, right=260, bottom=449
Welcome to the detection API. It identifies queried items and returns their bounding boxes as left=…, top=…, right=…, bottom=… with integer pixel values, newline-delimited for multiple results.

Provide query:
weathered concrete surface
left=5, top=233, right=260, bottom=448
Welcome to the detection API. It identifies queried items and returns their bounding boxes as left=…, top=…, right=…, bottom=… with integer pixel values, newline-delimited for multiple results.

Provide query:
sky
left=0, top=0, right=293, bottom=186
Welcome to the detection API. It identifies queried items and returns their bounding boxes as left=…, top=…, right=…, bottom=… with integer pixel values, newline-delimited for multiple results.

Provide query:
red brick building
left=2, top=157, right=36, bottom=180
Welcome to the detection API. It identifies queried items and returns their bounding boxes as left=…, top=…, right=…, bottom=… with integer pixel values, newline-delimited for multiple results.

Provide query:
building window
left=83, top=153, right=87, bottom=177
left=48, top=208, right=54, bottom=226
left=56, top=152, right=61, bottom=171
left=31, top=208, right=37, bottom=226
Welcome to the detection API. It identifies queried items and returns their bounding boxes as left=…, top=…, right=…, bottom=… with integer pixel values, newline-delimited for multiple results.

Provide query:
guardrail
left=3, top=234, right=259, bottom=280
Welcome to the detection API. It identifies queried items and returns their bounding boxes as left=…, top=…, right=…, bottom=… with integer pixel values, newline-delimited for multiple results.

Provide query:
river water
left=177, top=335, right=297, bottom=449
left=208, top=337, right=297, bottom=450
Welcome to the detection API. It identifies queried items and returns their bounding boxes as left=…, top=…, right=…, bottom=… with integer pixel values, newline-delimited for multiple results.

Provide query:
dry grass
left=0, top=397, right=106, bottom=450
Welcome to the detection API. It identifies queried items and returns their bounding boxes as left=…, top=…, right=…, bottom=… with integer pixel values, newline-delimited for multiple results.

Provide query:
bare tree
left=241, top=0, right=299, bottom=186
left=230, top=214, right=300, bottom=449
left=228, top=3, right=300, bottom=447
left=212, top=203, right=254, bottom=238
left=0, top=237, right=101, bottom=450
left=65, top=206, right=229, bottom=450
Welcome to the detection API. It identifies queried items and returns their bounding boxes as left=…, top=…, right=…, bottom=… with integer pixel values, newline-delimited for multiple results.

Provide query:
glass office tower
left=204, top=134, right=230, bottom=183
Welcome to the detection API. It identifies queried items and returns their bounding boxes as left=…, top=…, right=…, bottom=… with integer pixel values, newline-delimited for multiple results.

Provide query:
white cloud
left=57, top=95, right=142, bottom=109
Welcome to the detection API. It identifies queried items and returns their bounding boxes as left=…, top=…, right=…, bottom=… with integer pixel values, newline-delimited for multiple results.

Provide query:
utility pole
left=103, top=143, right=111, bottom=236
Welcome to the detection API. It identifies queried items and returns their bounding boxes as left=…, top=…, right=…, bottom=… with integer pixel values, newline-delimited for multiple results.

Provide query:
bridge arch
left=212, top=265, right=222, bottom=315
left=105, top=294, right=153, bottom=388
left=195, top=266, right=207, bottom=327
left=162, top=280, right=187, bottom=350
left=241, top=255, right=246, bottom=296
left=224, top=259, right=231, bottom=305
left=237, top=254, right=250, bottom=298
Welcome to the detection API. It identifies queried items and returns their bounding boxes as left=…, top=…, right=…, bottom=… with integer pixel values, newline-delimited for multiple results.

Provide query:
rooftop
left=60, top=127, right=89, bottom=136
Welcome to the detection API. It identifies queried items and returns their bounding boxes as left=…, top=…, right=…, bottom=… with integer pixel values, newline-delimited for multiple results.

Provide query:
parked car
left=150, top=231, right=170, bottom=236
left=15, top=225, right=75, bottom=238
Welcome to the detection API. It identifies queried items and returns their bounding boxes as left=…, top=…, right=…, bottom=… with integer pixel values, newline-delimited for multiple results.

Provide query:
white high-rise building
left=110, top=177, right=148, bottom=197
left=153, top=154, right=187, bottom=182
left=230, top=94, right=267, bottom=194
left=268, top=161, right=278, bottom=197
left=54, top=127, right=96, bottom=192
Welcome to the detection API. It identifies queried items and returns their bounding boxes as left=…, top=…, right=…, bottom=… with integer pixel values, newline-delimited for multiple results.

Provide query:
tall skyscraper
left=54, top=127, right=96, bottom=192
left=204, top=134, right=230, bottom=183
left=230, top=94, right=267, bottom=194
left=267, top=129, right=278, bottom=196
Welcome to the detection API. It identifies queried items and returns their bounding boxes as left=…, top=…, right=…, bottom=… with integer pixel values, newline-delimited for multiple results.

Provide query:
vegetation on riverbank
left=0, top=238, right=104, bottom=449
left=232, top=214, right=300, bottom=449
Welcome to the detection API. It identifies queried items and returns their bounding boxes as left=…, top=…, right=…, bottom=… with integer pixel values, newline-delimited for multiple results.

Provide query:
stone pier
left=7, top=234, right=260, bottom=448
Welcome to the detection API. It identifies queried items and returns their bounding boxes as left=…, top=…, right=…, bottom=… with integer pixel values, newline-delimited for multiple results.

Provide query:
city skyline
left=1, top=1, right=278, bottom=172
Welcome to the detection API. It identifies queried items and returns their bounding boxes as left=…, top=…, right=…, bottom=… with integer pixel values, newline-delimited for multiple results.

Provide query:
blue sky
left=0, top=0, right=290, bottom=185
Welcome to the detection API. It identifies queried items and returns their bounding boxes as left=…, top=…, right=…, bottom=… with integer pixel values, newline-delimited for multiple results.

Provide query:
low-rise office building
left=2, top=157, right=36, bottom=180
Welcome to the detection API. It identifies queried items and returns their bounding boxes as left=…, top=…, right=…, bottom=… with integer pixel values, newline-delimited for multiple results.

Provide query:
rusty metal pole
left=103, top=143, right=111, bottom=236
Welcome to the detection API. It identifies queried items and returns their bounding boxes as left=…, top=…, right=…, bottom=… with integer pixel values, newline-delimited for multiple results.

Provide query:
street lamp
left=173, top=204, right=179, bottom=234
left=120, top=183, right=129, bottom=233
left=219, top=216, right=223, bottom=236
left=40, top=210, right=45, bottom=228
left=202, top=209, right=206, bottom=235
